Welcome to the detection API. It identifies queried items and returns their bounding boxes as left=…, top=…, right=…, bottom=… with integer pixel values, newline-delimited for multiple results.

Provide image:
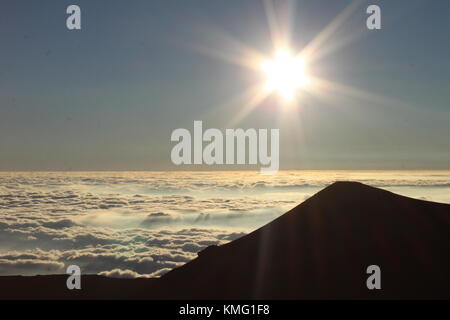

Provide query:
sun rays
left=261, top=49, right=309, bottom=101
left=181, top=0, right=413, bottom=130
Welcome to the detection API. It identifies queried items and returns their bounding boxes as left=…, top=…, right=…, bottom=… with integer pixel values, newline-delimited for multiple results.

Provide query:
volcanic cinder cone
left=154, top=181, right=450, bottom=299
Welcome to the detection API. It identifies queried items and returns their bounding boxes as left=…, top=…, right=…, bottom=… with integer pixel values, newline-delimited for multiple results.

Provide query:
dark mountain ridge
left=1, top=182, right=450, bottom=299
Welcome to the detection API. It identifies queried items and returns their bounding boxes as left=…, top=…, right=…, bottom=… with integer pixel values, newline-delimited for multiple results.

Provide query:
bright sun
left=261, top=49, right=309, bottom=101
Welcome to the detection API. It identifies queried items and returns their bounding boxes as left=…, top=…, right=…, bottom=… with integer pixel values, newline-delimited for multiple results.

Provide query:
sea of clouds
left=1, top=171, right=450, bottom=277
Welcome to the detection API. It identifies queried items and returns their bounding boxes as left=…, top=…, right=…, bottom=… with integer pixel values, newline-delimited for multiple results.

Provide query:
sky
left=1, top=0, right=450, bottom=171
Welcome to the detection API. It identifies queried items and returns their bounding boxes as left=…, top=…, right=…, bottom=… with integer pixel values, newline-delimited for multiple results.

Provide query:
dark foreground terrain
left=1, top=182, right=450, bottom=299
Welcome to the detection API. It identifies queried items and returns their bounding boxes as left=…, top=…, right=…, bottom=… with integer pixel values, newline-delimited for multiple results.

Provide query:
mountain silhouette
left=1, top=182, right=450, bottom=299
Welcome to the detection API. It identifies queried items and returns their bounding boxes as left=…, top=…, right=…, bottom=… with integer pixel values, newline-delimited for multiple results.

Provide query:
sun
left=261, top=49, right=309, bottom=101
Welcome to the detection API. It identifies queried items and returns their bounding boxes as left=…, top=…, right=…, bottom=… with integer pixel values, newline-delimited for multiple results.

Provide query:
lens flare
left=261, top=49, right=309, bottom=101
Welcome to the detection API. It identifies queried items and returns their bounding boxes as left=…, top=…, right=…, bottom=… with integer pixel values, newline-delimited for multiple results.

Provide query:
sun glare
left=261, top=49, right=309, bottom=101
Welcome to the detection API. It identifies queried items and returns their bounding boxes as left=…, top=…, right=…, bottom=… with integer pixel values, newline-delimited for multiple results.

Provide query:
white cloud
left=1, top=171, right=449, bottom=277
left=99, top=268, right=146, bottom=279
left=0, top=258, right=65, bottom=275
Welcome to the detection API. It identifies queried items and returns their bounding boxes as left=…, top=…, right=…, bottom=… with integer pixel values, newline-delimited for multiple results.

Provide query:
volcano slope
left=151, top=181, right=450, bottom=299
left=1, top=182, right=450, bottom=299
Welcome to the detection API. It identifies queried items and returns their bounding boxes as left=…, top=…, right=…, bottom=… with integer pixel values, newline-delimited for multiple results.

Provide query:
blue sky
left=1, top=0, right=449, bottom=170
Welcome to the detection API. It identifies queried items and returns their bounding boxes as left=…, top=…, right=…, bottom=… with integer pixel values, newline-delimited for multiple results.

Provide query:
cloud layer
left=1, top=171, right=449, bottom=277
